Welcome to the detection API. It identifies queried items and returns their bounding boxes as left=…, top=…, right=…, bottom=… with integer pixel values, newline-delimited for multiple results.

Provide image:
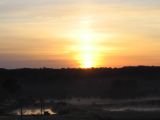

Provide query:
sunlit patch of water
left=12, top=107, right=56, bottom=115
left=104, top=107, right=160, bottom=112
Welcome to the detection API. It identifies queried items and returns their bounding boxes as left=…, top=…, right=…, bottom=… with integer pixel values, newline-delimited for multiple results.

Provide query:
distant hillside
left=0, top=66, right=160, bottom=100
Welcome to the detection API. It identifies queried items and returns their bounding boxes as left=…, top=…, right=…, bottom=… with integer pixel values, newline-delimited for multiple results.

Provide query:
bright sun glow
left=83, top=59, right=93, bottom=68
left=70, top=17, right=102, bottom=68
left=80, top=32, right=93, bottom=42
left=80, top=53, right=94, bottom=68
left=77, top=32, right=98, bottom=68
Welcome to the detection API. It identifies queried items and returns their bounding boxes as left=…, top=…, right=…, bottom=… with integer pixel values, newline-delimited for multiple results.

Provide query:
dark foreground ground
left=0, top=66, right=160, bottom=120
left=2, top=98, right=160, bottom=120
left=1, top=108, right=160, bottom=120
left=1, top=111, right=160, bottom=120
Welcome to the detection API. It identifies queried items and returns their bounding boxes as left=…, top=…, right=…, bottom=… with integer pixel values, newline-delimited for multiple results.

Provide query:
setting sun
left=67, top=17, right=98, bottom=68
left=76, top=30, right=99, bottom=68
left=77, top=42, right=100, bottom=68
left=80, top=53, right=94, bottom=68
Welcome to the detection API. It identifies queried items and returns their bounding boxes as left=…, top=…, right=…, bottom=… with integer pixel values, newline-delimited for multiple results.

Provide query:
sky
left=0, top=0, right=160, bottom=68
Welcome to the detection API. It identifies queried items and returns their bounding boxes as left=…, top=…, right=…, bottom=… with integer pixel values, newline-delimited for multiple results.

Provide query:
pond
left=12, top=107, right=56, bottom=116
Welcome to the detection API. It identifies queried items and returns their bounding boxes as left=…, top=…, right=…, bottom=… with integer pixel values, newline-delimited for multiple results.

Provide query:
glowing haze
left=0, top=0, right=160, bottom=68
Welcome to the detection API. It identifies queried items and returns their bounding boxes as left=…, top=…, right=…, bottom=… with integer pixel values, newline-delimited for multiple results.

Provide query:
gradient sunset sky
left=0, top=0, right=160, bottom=68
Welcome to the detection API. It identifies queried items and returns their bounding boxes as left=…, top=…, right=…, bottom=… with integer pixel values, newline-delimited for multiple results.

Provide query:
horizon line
left=0, top=65, right=160, bottom=70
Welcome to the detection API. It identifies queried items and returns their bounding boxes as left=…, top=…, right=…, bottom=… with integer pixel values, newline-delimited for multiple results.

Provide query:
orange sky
left=0, top=0, right=160, bottom=68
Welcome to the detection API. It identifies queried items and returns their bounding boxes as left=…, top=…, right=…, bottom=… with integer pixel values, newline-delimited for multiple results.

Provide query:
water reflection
left=12, top=107, right=56, bottom=115
left=104, top=107, right=160, bottom=112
